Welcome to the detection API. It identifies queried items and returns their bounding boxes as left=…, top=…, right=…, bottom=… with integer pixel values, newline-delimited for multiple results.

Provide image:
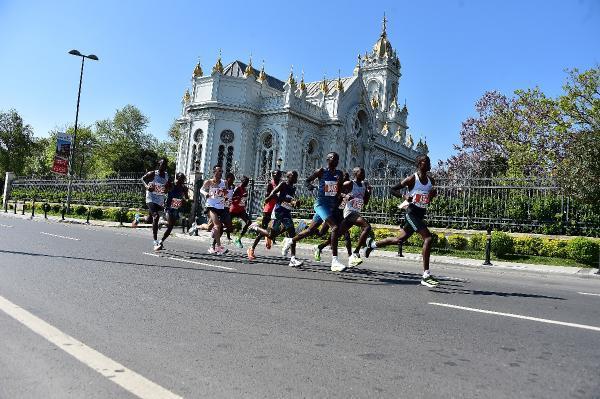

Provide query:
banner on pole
left=51, top=132, right=72, bottom=175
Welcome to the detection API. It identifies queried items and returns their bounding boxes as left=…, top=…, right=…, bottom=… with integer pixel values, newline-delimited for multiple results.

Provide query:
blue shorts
left=312, top=202, right=335, bottom=224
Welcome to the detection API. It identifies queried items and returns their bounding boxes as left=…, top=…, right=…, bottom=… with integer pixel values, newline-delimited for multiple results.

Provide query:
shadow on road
left=0, top=249, right=566, bottom=300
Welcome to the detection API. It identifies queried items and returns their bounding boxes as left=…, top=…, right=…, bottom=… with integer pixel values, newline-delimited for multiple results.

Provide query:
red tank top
left=263, top=180, right=277, bottom=213
left=229, top=185, right=248, bottom=213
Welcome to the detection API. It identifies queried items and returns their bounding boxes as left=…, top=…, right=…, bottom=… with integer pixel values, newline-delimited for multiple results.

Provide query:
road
left=1, top=214, right=599, bottom=398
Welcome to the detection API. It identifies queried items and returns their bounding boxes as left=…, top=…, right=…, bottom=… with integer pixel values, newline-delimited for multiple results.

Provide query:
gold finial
left=299, top=70, right=306, bottom=91
left=212, top=50, right=223, bottom=74
left=320, top=75, right=329, bottom=94
left=183, top=88, right=191, bottom=103
left=287, top=65, right=296, bottom=86
left=382, top=12, right=387, bottom=36
left=371, top=94, right=379, bottom=109
left=257, top=60, right=267, bottom=83
left=381, top=121, right=389, bottom=134
left=336, top=70, right=344, bottom=92
left=193, top=58, right=203, bottom=78
left=244, top=55, right=255, bottom=78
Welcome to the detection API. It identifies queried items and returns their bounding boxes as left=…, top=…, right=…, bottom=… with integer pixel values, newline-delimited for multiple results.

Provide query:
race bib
left=239, top=196, right=247, bottom=206
left=154, top=183, right=166, bottom=194
left=350, top=198, right=364, bottom=210
left=324, top=181, right=338, bottom=196
left=281, top=201, right=294, bottom=210
left=170, top=198, right=183, bottom=209
left=414, top=193, right=430, bottom=206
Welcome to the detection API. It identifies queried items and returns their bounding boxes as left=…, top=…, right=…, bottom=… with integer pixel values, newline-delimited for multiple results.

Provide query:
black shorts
left=147, top=202, right=164, bottom=215
left=261, top=212, right=272, bottom=228
left=403, top=205, right=427, bottom=234
left=230, top=210, right=249, bottom=220
left=343, top=211, right=360, bottom=225
left=206, top=207, right=230, bottom=224
left=166, top=208, right=180, bottom=220
left=334, top=208, right=344, bottom=224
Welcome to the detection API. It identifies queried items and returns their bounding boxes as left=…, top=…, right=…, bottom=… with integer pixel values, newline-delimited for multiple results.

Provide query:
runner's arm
left=429, top=176, right=438, bottom=201
left=390, top=175, right=415, bottom=199
left=264, top=182, right=284, bottom=203
left=364, top=182, right=372, bottom=206
left=141, top=171, right=155, bottom=190
left=304, top=168, right=323, bottom=190
left=199, top=180, right=211, bottom=197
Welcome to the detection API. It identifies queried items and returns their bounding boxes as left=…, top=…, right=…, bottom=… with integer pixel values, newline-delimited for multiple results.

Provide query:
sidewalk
left=2, top=212, right=598, bottom=278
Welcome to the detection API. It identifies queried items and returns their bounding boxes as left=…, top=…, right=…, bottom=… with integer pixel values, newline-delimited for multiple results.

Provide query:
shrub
left=75, top=205, right=88, bottom=216
left=434, top=233, right=447, bottom=248
left=513, top=236, right=543, bottom=256
left=51, top=204, right=62, bottom=213
left=447, top=234, right=468, bottom=250
left=407, top=233, right=424, bottom=247
left=566, top=237, right=599, bottom=265
left=470, top=233, right=486, bottom=251
left=90, top=207, right=103, bottom=219
left=538, top=239, right=568, bottom=258
left=374, top=228, right=394, bottom=241
left=349, top=226, right=361, bottom=241
left=491, top=231, right=514, bottom=257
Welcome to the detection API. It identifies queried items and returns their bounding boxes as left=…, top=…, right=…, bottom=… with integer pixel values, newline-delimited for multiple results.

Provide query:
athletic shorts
left=206, top=207, right=229, bottom=223
left=342, top=211, right=360, bottom=225
left=147, top=202, right=164, bottom=215
left=270, top=213, right=294, bottom=236
left=261, top=211, right=272, bottom=228
left=230, top=210, right=248, bottom=220
left=166, top=208, right=180, bottom=220
left=312, top=202, right=335, bottom=224
left=403, top=205, right=427, bottom=234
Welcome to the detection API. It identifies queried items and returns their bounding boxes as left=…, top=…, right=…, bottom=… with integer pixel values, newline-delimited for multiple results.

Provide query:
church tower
left=360, top=14, right=401, bottom=112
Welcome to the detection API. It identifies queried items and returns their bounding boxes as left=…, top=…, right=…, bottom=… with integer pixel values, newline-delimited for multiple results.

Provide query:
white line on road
left=429, top=302, right=600, bottom=332
left=0, top=223, right=13, bottom=228
left=578, top=292, right=600, bottom=297
left=40, top=232, right=80, bottom=241
left=0, top=294, right=182, bottom=399
left=142, top=252, right=236, bottom=271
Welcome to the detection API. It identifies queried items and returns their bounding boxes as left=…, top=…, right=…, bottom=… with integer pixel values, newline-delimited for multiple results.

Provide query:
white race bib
left=170, top=198, right=183, bottom=209
left=324, top=181, right=338, bottom=196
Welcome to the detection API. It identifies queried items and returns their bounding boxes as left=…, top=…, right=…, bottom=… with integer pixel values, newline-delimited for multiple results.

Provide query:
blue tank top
left=166, top=185, right=185, bottom=209
left=316, top=168, right=343, bottom=207
left=274, top=183, right=296, bottom=215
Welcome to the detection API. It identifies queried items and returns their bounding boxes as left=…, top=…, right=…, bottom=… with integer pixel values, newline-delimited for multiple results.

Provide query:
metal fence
left=4, top=173, right=599, bottom=236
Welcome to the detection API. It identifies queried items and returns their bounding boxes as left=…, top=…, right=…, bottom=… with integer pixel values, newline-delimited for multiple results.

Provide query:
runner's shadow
left=429, top=286, right=565, bottom=300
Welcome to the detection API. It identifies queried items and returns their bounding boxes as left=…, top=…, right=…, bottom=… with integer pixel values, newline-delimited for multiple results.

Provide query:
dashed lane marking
left=40, top=232, right=80, bottom=241
left=429, top=302, right=600, bottom=332
left=0, top=223, right=13, bottom=228
left=0, top=294, right=183, bottom=399
left=578, top=292, right=600, bottom=297
left=142, top=252, right=236, bottom=271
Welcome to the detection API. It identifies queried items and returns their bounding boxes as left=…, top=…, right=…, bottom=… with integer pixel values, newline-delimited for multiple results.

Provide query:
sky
left=1, top=0, right=599, bottom=164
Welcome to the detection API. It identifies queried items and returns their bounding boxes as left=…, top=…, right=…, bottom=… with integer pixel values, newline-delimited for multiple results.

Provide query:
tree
left=22, top=136, right=51, bottom=176
left=0, top=109, right=35, bottom=176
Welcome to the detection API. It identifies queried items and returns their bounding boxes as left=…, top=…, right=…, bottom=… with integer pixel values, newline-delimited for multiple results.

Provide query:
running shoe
left=331, top=258, right=347, bottom=272
left=216, top=245, right=229, bottom=255
left=153, top=242, right=163, bottom=251
left=207, top=247, right=217, bottom=254
left=247, top=248, right=256, bottom=260
left=266, top=237, right=273, bottom=250
left=361, top=237, right=375, bottom=258
left=313, top=245, right=322, bottom=261
left=249, top=222, right=259, bottom=231
left=348, top=253, right=362, bottom=268
left=289, top=257, right=304, bottom=267
left=281, top=237, right=293, bottom=256
left=421, top=275, right=440, bottom=287
left=234, top=237, right=243, bottom=249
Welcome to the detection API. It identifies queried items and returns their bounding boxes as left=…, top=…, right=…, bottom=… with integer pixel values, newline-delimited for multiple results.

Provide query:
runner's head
left=343, top=171, right=350, bottom=182
left=240, top=175, right=250, bottom=187
left=225, top=172, right=235, bottom=186
left=416, top=155, right=431, bottom=173
left=212, top=165, right=222, bottom=180
left=175, top=172, right=186, bottom=185
left=353, top=167, right=365, bottom=182
left=157, top=157, right=168, bottom=172
left=326, top=152, right=339, bottom=169
left=272, top=170, right=283, bottom=184
left=286, top=170, right=298, bottom=184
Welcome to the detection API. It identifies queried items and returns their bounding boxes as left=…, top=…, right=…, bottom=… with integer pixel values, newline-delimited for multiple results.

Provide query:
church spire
left=212, top=50, right=223, bottom=74
left=287, top=65, right=296, bottom=86
left=193, top=58, right=203, bottom=78
left=244, top=55, right=255, bottom=78
left=257, top=60, right=267, bottom=83
left=299, top=70, right=306, bottom=91
left=320, top=75, right=329, bottom=94
left=336, top=70, right=344, bottom=93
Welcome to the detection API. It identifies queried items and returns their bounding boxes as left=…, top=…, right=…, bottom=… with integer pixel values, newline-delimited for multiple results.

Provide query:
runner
left=250, top=170, right=282, bottom=251
left=141, top=158, right=170, bottom=250
left=281, top=152, right=345, bottom=271
left=362, top=155, right=439, bottom=287
left=230, top=175, right=252, bottom=248
left=154, top=172, right=189, bottom=250
left=248, top=171, right=303, bottom=267
left=199, top=165, right=228, bottom=255
left=221, top=172, right=235, bottom=242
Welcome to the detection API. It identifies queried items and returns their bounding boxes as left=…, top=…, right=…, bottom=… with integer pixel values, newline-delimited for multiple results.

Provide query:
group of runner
left=142, top=152, right=440, bottom=288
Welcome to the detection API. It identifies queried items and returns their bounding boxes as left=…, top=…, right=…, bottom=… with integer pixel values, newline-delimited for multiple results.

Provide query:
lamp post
left=65, top=49, right=99, bottom=212
left=276, top=158, right=283, bottom=170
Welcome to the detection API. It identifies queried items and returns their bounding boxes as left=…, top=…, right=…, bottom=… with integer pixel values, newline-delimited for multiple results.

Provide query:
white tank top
left=408, top=173, right=432, bottom=209
left=145, top=170, right=169, bottom=205
left=205, top=179, right=227, bottom=209
left=343, top=180, right=366, bottom=217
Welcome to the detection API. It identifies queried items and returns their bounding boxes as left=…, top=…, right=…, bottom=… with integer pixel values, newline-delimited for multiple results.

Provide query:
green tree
left=22, top=136, right=51, bottom=176
left=0, top=109, right=35, bottom=176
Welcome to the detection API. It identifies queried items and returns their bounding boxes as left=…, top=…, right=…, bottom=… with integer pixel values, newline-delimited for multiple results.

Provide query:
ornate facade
left=176, top=17, right=427, bottom=180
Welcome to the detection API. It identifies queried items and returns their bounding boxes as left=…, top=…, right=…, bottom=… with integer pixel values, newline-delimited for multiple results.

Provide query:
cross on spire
left=382, top=12, right=387, bottom=35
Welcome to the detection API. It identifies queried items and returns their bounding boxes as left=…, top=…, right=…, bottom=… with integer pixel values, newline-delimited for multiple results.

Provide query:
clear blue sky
left=1, top=0, right=598, bottom=164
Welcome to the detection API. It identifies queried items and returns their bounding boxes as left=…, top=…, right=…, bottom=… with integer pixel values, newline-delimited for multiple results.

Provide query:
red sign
left=51, top=158, right=69, bottom=175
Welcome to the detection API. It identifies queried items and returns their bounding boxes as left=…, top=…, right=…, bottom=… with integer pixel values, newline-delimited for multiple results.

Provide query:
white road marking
left=40, top=232, right=80, bottom=241
left=142, top=252, right=236, bottom=271
left=429, top=302, right=600, bottom=332
left=578, top=292, right=600, bottom=297
left=0, top=223, right=13, bottom=228
left=0, top=295, right=182, bottom=399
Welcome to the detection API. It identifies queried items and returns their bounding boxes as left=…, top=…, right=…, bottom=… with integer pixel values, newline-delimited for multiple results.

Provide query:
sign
left=51, top=132, right=72, bottom=175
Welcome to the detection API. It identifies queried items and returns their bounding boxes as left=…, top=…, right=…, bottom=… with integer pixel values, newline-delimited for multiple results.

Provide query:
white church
left=176, top=16, right=428, bottom=180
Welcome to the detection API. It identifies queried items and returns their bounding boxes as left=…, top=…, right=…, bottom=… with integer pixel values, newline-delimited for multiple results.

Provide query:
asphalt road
left=1, top=214, right=599, bottom=399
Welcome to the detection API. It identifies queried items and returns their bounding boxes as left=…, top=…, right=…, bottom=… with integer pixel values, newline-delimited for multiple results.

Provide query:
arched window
left=303, top=139, right=320, bottom=175
left=258, top=132, right=274, bottom=178
left=219, top=130, right=235, bottom=173
left=190, top=144, right=197, bottom=173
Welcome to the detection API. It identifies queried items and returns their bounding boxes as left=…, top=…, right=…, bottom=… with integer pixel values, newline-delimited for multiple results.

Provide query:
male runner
left=142, top=158, right=170, bottom=250
left=248, top=171, right=303, bottom=267
left=230, top=175, right=252, bottom=248
left=154, top=172, right=189, bottom=251
left=199, top=165, right=228, bottom=255
left=250, top=170, right=282, bottom=251
left=281, top=152, right=345, bottom=271
left=362, top=155, right=439, bottom=287
left=222, top=172, right=235, bottom=242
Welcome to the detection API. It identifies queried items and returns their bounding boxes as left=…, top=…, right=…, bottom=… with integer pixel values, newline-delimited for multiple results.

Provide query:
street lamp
left=65, top=49, right=99, bottom=212
left=276, top=158, right=283, bottom=170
